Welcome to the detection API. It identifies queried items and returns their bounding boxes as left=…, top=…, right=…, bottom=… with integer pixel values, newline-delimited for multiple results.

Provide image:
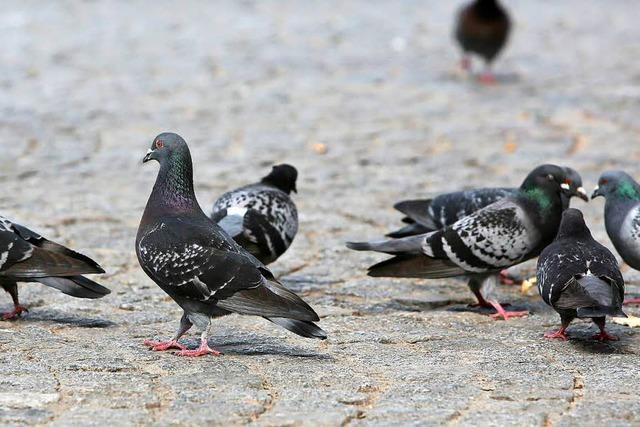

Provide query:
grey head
left=143, top=132, right=190, bottom=165
left=592, top=170, right=640, bottom=201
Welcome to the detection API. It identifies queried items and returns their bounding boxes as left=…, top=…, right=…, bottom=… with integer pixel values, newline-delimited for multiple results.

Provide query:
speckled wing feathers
left=424, top=199, right=537, bottom=272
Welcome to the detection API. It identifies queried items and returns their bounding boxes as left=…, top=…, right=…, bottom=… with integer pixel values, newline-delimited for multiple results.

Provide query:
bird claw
left=477, top=72, right=497, bottom=85
left=2, top=305, right=28, bottom=320
left=175, top=343, right=222, bottom=358
left=487, top=300, right=528, bottom=320
left=592, top=331, right=618, bottom=342
left=544, top=329, right=568, bottom=340
left=144, top=339, right=187, bottom=351
left=490, top=310, right=528, bottom=320
left=623, top=297, right=640, bottom=305
left=498, top=270, right=518, bottom=286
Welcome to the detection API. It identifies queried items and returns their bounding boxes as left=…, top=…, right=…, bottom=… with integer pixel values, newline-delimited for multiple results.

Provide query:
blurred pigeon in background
left=455, top=0, right=511, bottom=83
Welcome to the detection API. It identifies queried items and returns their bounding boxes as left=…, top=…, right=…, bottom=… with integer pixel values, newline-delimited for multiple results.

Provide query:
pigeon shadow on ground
left=204, top=338, right=333, bottom=360
left=16, top=310, right=116, bottom=328
left=374, top=298, right=471, bottom=313
left=447, top=302, right=531, bottom=315
left=564, top=326, right=634, bottom=354
left=568, top=336, right=631, bottom=355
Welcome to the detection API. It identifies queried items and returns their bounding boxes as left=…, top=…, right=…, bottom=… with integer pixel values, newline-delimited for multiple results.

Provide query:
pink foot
left=592, top=331, right=618, bottom=342
left=144, top=339, right=187, bottom=351
left=499, top=270, right=518, bottom=286
left=544, top=328, right=568, bottom=340
left=488, top=300, right=529, bottom=320
left=623, top=297, right=640, bottom=305
left=175, top=339, right=222, bottom=357
left=2, top=305, right=28, bottom=320
left=477, top=72, right=497, bottom=85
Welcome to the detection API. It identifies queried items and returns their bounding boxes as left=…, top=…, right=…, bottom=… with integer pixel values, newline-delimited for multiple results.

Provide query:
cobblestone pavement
left=1, top=1, right=640, bottom=425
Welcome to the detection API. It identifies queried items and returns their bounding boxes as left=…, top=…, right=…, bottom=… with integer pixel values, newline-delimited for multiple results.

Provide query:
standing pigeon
left=348, top=165, right=583, bottom=320
left=592, top=170, right=640, bottom=304
left=388, top=166, right=587, bottom=238
left=0, top=216, right=109, bottom=319
left=210, top=164, right=298, bottom=265
left=537, top=209, right=625, bottom=341
left=455, top=0, right=511, bottom=83
left=137, top=133, right=325, bottom=357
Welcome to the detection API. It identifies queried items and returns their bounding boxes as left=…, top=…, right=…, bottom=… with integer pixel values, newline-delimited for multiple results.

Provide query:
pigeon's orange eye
left=155, top=140, right=164, bottom=149
left=565, top=179, right=572, bottom=185
left=600, top=179, right=608, bottom=185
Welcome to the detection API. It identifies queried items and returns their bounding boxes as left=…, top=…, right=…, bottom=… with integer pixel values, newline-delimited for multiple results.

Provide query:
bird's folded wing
left=0, top=233, right=102, bottom=278
left=140, top=235, right=319, bottom=320
left=9, top=221, right=104, bottom=272
left=440, top=200, right=535, bottom=269
left=0, top=229, right=36, bottom=273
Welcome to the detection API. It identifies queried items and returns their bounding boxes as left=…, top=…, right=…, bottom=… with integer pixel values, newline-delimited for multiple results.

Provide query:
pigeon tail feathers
left=266, top=318, right=327, bottom=340
left=346, top=234, right=427, bottom=254
left=393, top=199, right=437, bottom=230
left=37, top=276, right=110, bottom=299
left=368, top=254, right=464, bottom=278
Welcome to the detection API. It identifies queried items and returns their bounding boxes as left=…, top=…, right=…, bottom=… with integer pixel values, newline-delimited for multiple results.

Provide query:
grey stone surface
left=1, top=0, right=640, bottom=425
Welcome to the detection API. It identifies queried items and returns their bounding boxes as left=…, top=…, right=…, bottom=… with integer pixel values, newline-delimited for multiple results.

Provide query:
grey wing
left=618, top=204, right=640, bottom=258
left=430, top=187, right=516, bottom=227
left=445, top=199, right=539, bottom=268
left=138, top=230, right=317, bottom=320
left=212, top=186, right=297, bottom=244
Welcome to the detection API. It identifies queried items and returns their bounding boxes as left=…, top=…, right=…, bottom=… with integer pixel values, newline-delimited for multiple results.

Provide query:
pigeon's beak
left=292, top=184, right=298, bottom=194
left=576, top=187, right=589, bottom=201
left=591, top=185, right=603, bottom=199
left=142, top=149, right=154, bottom=164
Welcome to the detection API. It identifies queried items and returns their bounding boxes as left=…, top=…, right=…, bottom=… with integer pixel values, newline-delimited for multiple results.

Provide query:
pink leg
left=144, top=339, right=187, bottom=351
left=477, top=71, right=497, bottom=85
left=592, top=330, right=618, bottom=341
left=175, top=337, right=222, bottom=357
left=488, top=300, right=528, bottom=320
left=2, top=304, right=28, bottom=320
left=499, top=270, right=518, bottom=286
left=623, top=297, right=640, bottom=305
left=592, top=318, right=618, bottom=341
left=544, top=327, right=568, bottom=340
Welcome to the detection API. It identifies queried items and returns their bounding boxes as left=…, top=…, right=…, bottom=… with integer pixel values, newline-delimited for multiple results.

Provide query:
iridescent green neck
left=522, top=187, right=552, bottom=211
left=148, top=149, right=199, bottom=214
left=615, top=181, right=640, bottom=200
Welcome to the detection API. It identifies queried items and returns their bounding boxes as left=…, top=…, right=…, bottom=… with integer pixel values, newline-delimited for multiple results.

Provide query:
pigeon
left=388, top=167, right=587, bottom=238
left=210, top=164, right=298, bottom=265
left=136, top=133, right=326, bottom=357
left=455, top=0, right=511, bottom=83
left=0, top=216, right=109, bottom=319
left=592, top=170, right=640, bottom=304
left=348, top=164, right=584, bottom=320
left=537, top=209, right=625, bottom=341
